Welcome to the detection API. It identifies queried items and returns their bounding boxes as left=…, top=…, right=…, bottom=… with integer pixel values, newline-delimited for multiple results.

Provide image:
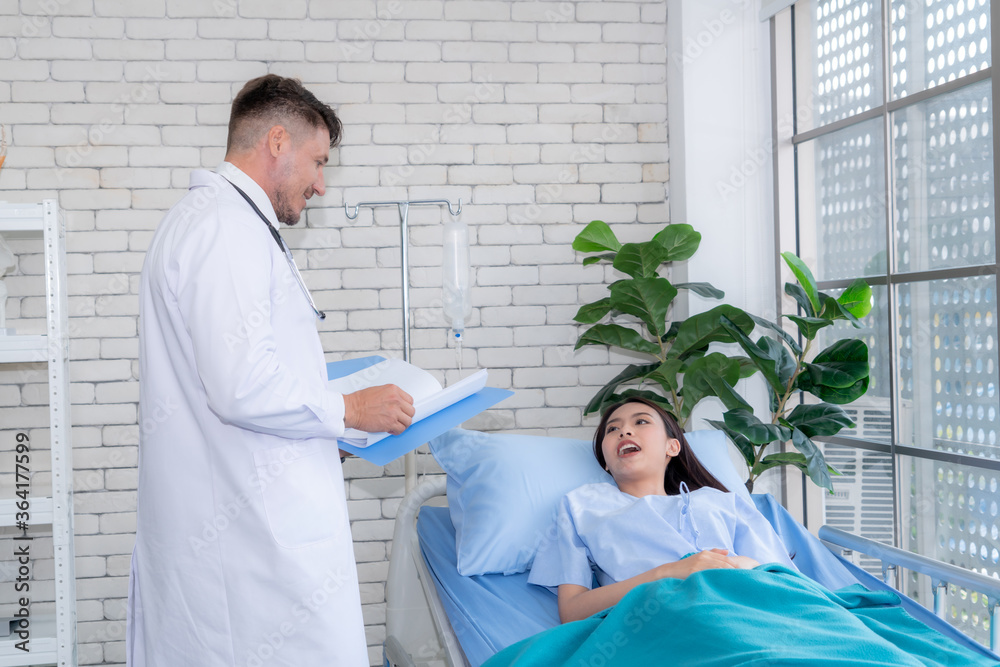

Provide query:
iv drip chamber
left=442, top=220, right=472, bottom=336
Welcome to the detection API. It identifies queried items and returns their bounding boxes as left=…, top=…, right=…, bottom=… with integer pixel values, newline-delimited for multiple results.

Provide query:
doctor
left=128, top=74, right=414, bottom=666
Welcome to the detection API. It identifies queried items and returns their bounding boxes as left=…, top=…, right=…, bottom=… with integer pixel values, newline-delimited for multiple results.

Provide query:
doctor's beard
left=273, top=188, right=302, bottom=226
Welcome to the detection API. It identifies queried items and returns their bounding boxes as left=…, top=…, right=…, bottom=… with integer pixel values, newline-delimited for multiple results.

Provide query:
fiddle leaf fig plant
left=573, top=221, right=875, bottom=493
left=572, top=220, right=754, bottom=424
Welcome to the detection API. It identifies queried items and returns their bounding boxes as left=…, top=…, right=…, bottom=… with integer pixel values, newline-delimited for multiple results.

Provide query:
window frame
left=770, top=0, right=1000, bottom=541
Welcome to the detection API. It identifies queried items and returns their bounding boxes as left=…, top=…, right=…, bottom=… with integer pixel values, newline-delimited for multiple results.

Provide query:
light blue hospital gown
left=528, top=482, right=797, bottom=590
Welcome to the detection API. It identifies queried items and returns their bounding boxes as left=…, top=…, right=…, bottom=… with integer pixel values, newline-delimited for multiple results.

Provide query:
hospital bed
left=382, top=429, right=1000, bottom=667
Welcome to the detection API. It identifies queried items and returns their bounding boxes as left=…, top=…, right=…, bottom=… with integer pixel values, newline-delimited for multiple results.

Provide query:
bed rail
left=385, top=475, right=468, bottom=667
left=819, top=525, right=1000, bottom=652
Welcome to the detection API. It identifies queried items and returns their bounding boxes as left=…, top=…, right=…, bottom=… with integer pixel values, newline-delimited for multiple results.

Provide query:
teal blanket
left=484, top=565, right=999, bottom=667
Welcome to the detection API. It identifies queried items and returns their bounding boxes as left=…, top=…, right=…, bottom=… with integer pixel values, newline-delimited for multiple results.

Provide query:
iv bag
left=442, top=220, right=472, bottom=335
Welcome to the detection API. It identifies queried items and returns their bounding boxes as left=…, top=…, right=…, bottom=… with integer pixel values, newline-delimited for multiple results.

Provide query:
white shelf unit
left=0, top=201, right=77, bottom=667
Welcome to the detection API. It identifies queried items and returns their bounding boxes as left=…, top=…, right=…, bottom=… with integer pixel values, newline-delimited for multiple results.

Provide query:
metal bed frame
left=385, top=476, right=1000, bottom=666
left=819, top=525, right=1000, bottom=653
left=384, top=476, right=467, bottom=667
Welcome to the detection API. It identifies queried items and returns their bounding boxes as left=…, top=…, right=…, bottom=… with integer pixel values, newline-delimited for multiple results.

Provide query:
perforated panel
left=802, top=0, right=883, bottom=131
left=813, top=118, right=888, bottom=281
left=891, top=0, right=992, bottom=100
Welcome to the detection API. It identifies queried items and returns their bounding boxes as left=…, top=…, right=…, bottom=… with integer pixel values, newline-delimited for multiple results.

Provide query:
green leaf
left=719, top=316, right=786, bottom=396
left=781, top=252, right=821, bottom=314
left=736, top=356, right=759, bottom=379
left=752, top=452, right=810, bottom=477
left=575, top=323, right=661, bottom=356
left=753, top=452, right=841, bottom=479
left=785, top=283, right=816, bottom=318
left=817, top=294, right=862, bottom=327
left=791, top=427, right=834, bottom=492
left=573, top=220, right=622, bottom=253
left=673, top=282, right=724, bottom=299
left=573, top=297, right=613, bottom=324
left=582, top=253, right=616, bottom=266
left=786, top=314, right=834, bottom=340
left=722, top=408, right=792, bottom=445
left=705, top=419, right=756, bottom=469
left=799, top=376, right=870, bottom=404
left=747, top=312, right=802, bottom=356
left=703, top=373, right=753, bottom=413
left=662, top=321, right=681, bottom=343
left=784, top=403, right=855, bottom=438
left=798, top=338, right=870, bottom=390
left=670, top=305, right=755, bottom=359
left=647, top=358, right=684, bottom=394
left=584, top=362, right=661, bottom=415
left=618, top=389, right=677, bottom=420
left=767, top=383, right=781, bottom=414
left=678, top=353, right=743, bottom=420
left=757, top=336, right=796, bottom=388
left=612, top=241, right=670, bottom=279
left=609, top=277, right=677, bottom=339
left=837, top=278, right=873, bottom=319
left=651, top=224, right=701, bottom=262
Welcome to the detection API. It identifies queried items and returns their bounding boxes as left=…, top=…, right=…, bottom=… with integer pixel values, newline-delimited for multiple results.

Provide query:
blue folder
left=327, top=356, right=513, bottom=465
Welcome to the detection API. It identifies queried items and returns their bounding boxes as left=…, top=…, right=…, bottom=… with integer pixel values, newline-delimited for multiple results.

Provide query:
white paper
left=330, top=359, right=488, bottom=448
left=328, top=357, right=441, bottom=398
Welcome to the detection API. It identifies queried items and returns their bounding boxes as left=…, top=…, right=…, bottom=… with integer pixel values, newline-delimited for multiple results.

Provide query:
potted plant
left=573, top=221, right=873, bottom=492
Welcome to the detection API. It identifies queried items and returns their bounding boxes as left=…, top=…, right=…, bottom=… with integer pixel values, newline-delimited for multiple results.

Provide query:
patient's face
left=601, top=402, right=681, bottom=491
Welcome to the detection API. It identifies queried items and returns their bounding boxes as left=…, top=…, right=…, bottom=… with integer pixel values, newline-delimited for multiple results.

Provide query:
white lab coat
left=128, top=162, right=368, bottom=667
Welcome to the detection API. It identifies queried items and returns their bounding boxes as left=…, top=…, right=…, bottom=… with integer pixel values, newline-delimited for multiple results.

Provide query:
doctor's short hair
left=594, top=397, right=729, bottom=496
left=227, top=74, right=343, bottom=152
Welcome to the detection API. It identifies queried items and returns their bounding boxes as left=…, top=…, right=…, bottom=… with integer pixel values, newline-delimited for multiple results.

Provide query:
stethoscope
left=224, top=179, right=326, bottom=320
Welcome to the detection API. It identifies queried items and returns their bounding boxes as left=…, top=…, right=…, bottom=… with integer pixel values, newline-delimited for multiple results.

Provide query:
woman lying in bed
left=528, top=396, right=796, bottom=623
left=487, top=397, right=993, bottom=667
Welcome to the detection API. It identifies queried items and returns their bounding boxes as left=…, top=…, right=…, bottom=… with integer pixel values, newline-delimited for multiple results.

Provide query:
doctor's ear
left=267, top=125, right=290, bottom=157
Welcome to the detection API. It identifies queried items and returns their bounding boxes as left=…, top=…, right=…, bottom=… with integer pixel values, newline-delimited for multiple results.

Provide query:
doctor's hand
left=343, top=384, right=415, bottom=435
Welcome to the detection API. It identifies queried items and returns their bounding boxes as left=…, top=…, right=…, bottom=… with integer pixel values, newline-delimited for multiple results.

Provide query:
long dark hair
left=594, top=397, right=729, bottom=495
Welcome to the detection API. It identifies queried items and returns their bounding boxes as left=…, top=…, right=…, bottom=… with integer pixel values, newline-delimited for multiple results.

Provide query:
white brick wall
left=0, top=1, right=667, bottom=664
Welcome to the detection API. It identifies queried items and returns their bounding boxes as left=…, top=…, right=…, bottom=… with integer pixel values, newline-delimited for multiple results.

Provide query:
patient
left=528, top=397, right=797, bottom=623
left=497, top=400, right=991, bottom=665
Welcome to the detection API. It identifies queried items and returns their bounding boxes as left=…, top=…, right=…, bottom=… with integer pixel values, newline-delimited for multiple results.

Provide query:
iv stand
left=343, top=198, right=463, bottom=493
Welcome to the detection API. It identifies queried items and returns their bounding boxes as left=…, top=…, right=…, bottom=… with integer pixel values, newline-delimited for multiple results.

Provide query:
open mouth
left=617, top=441, right=641, bottom=457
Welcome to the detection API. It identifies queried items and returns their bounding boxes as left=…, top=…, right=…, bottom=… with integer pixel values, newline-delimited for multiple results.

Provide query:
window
left=773, top=0, right=998, bottom=644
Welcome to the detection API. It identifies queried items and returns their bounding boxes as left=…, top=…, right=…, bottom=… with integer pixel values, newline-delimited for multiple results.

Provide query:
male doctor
left=128, top=75, right=414, bottom=666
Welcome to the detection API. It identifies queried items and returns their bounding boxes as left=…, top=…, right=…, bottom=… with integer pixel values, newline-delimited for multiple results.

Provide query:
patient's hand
left=657, top=549, right=746, bottom=579
left=728, top=554, right=760, bottom=570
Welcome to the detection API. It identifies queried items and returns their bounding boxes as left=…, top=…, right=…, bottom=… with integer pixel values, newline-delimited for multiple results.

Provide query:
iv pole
left=343, top=198, right=463, bottom=492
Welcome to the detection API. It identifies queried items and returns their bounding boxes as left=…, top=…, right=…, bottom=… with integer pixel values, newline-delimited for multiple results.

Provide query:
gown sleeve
left=527, top=493, right=597, bottom=591
left=169, top=195, right=347, bottom=440
left=732, top=492, right=798, bottom=570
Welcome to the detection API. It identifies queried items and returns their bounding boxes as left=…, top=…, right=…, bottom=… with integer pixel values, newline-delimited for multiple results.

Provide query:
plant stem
left=772, top=337, right=813, bottom=423
left=749, top=337, right=814, bottom=488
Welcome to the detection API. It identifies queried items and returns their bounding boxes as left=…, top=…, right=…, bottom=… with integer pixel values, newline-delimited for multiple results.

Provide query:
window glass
left=797, top=117, right=888, bottom=281
left=892, top=79, right=994, bottom=273
left=901, top=454, right=1000, bottom=645
left=794, top=0, right=884, bottom=133
left=896, top=276, right=999, bottom=453
left=891, top=0, right=992, bottom=101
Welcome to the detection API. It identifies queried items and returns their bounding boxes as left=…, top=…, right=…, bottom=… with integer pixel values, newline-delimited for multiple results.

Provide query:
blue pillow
left=428, top=428, right=749, bottom=577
